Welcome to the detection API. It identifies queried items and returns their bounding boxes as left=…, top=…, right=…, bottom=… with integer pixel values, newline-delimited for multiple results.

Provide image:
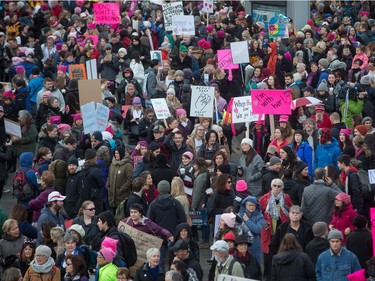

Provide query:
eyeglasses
left=85, top=208, right=96, bottom=211
left=272, top=185, right=282, bottom=188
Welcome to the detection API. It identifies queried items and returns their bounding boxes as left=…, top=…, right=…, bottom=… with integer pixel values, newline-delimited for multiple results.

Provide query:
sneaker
left=3, top=187, right=10, bottom=193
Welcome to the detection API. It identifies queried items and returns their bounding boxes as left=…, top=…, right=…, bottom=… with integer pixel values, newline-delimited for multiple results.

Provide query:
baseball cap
left=170, top=240, right=189, bottom=252
left=48, top=191, right=66, bottom=202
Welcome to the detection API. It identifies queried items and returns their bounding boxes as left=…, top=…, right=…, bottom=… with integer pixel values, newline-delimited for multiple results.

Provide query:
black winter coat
left=305, top=237, right=330, bottom=266
left=346, top=229, right=373, bottom=268
left=233, top=251, right=262, bottom=280
left=135, top=263, right=165, bottom=281
left=65, top=170, right=88, bottom=219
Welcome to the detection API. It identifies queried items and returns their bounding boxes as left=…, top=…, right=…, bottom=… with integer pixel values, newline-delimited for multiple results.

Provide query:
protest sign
left=371, top=208, right=375, bottom=256
left=86, top=59, right=97, bottom=80
left=118, top=221, right=163, bottom=277
left=202, top=0, right=214, bottom=13
left=96, top=103, right=110, bottom=132
left=251, top=89, right=292, bottom=115
left=0, top=82, right=12, bottom=91
left=190, top=86, right=214, bottom=118
left=151, top=98, right=170, bottom=119
left=4, top=118, right=21, bottom=138
left=78, top=79, right=102, bottom=107
left=81, top=102, right=97, bottom=134
left=218, top=274, right=258, bottom=281
left=189, top=210, right=208, bottom=226
left=150, top=0, right=164, bottom=4
left=232, top=96, right=259, bottom=123
left=268, top=14, right=290, bottom=39
left=217, top=49, right=238, bottom=81
left=230, top=41, right=250, bottom=64
left=93, top=2, right=120, bottom=24
left=163, top=2, right=184, bottom=31
left=172, top=15, right=195, bottom=35
left=150, top=51, right=162, bottom=65
left=369, top=170, right=375, bottom=184
left=128, top=0, right=137, bottom=18
left=69, top=64, right=87, bottom=80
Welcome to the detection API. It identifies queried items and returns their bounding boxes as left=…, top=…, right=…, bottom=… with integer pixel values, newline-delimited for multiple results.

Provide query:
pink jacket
left=352, top=53, right=369, bottom=70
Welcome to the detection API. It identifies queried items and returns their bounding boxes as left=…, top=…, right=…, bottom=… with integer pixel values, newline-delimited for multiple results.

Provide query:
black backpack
left=116, top=231, right=137, bottom=267
left=12, top=168, right=34, bottom=201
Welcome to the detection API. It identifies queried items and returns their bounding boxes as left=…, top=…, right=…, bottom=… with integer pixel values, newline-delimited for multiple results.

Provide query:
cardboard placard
left=232, top=96, right=259, bottom=123
left=202, top=0, right=214, bottom=13
left=251, top=89, right=292, bottom=115
left=218, top=274, right=259, bottom=281
left=151, top=98, right=170, bottom=119
left=190, top=86, right=214, bottom=118
left=118, top=222, right=163, bottom=278
left=69, top=64, right=87, bottom=80
left=230, top=41, right=250, bottom=64
left=81, top=102, right=97, bottom=135
left=172, top=15, right=195, bottom=35
left=4, top=118, right=21, bottom=138
left=78, top=79, right=102, bottom=107
left=93, top=2, right=120, bottom=24
left=162, top=2, right=184, bottom=31
left=96, top=103, right=110, bottom=133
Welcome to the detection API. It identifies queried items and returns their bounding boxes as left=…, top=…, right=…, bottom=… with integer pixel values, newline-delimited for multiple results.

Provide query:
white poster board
left=81, top=102, right=97, bottom=134
left=0, top=82, right=12, bottom=91
left=230, top=41, right=250, bottom=64
left=202, top=0, right=214, bottom=13
left=369, top=169, right=375, bottom=184
left=150, top=51, right=162, bottom=65
left=96, top=103, right=110, bottom=132
left=190, top=86, right=214, bottom=118
left=85, top=59, right=98, bottom=80
left=150, top=0, right=164, bottom=5
left=151, top=98, right=171, bottom=119
left=163, top=2, right=184, bottom=31
left=232, top=96, right=259, bottom=123
left=172, top=15, right=195, bottom=36
left=218, top=274, right=259, bottom=281
left=4, top=118, right=21, bottom=138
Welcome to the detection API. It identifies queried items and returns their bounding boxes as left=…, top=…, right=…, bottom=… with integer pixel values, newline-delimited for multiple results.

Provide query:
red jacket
left=259, top=192, right=293, bottom=253
left=312, top=113, right=332, bottom=129
left=329, top=204, right=358, bottom=245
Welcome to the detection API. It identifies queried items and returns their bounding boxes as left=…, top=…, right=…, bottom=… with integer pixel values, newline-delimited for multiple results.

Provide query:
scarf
left=235, top=251, right=250, bottom=263
left=266, top=192, right=289, bottom=220
left=355, top=147, right=363, bottom=159
left=30, top=257, right=55, bottom=273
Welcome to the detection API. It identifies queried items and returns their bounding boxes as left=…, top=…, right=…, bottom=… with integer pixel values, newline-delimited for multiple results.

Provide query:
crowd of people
left=0, top=0, right=375, bottom=280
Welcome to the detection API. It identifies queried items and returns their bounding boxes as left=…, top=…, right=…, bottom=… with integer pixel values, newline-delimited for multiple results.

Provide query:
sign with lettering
left=268, top=14, right=290, bottom=39
left=189, top=210, right=208, bottom=226
left=232, top=96, right=259, bottom=123
left=217, top=49, right=238, bottom=70
left=69, top=64, right=87, bottom=80
left=190, top=86, right=215, bottom=118
left=202, top=0, right=214, bottom=13
left=4, top=118, right=21, bottom=138
left=172, top=15, right=195, bottom=35
left=230, top=41, right=250, bottom=64
left=93, top=2, right=120, bottom=24
left=371, top=208, right=375, bottom=256
left=251, top=89, right=292, bottom=114
left=96, top=103, right=110, bottom=133
left=151, top=98, right=170, bottom=119
left=81, top=102, right=97, bottom=134
left=118, top=221, right=163, bottom=278
left=163, top=2, right=184, bottom=31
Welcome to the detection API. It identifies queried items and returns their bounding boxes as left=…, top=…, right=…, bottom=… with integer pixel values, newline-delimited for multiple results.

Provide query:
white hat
left=48, top=191, right=66, bottom=202
left=241, top=138, right=253, bottom=147
left=69, top=224, right=85, bottom=238
left=210, top=240, right=229, bottom=251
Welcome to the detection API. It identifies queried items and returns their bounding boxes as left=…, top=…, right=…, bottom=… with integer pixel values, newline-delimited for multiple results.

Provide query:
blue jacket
left=28, top=76, right=44, bottom=104
left=316, top=247, right=361, bottom=281
left=238, top=196, right=264, bottom=263
left=19, top=152, right=39, bottom=204
left=37, top=205, right=65, bottom=245
left=295, top=142, right=313, bottom=177
left=313, top=140, right=341, bottom=171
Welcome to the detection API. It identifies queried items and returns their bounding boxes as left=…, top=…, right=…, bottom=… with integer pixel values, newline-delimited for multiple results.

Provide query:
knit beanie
left=317, top=80, right=329, bottom=92
left=100, top=248, right=116, bottom=262
left=241, top=138, right=253, bottom=147
left=235, top=180, right=247, bottom=192
left=340, top=128, right=352, bottom=138
left=67, top=156, right=79, bottom=166
left=92, top=131, right=103, bottom=142
left=217, top=164, right=231, bottom=174
left=158, top=180, right=171, bottom=194
left=335, top=192, right=351, bottom=205
left=148, top=142, right=160, bottom=152
left=355, top=125, right=367, bottom=136
left=327, top=229, right=343, bottom=240
left=35, top=245, right=52, bottom=258
left=312, top=221, right=328, bottom=237
left=84, top=149, right=97, bottom=161
left=318, top=58, right=329, bottom=69
left=69, top=224, right=85, bottom=238
left=293, top=161, right=308, bottom=175
left=101, top=236, right=119, bottom=252
left=220, top=212, right=236, bottom=228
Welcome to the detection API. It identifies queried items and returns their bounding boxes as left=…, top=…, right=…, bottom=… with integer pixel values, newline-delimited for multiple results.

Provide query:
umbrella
left=292, top=97, right=321, bottom=109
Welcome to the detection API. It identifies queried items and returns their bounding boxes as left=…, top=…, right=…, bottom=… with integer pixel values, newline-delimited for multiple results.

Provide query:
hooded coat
left=267, top=42, right=278, bottom=75
left=18, top=152, right=39, bottom=205
left=329, top=204, right=358, bottom=245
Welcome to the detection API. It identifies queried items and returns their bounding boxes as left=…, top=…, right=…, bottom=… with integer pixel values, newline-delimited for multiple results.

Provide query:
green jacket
left=99, top=262, right=118, bottom=281
left=340, top=99, right=363, bottom=128
left=14, top=123, right=38, bottom=157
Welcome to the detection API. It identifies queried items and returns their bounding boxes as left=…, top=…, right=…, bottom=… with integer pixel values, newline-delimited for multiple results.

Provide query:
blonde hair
left=50, top=227, right=65, bottom=244
left=2, top=219, right=18, bottom=234
left=170, top=177, right=185, bottom=197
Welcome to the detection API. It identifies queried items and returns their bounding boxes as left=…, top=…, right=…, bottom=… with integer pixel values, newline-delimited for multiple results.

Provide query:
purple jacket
left=123, top=216, right=172, bottom=239
left=29, top=188, right=54, bottom=222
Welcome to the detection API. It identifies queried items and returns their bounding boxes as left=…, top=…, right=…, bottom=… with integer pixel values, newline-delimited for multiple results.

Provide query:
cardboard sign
left=69, top=64, right=87, bottom=80
left=268, top=14, right=289, bottom=39
left=78, top=79, right=102, bottom=107
left=93, top=2, right=120, bottom=24
left=202, top=0, right=214, bottom=13
left=96, top=103, right=110, bottom=133
left=4, top=118, right=21, bottom=138
left=163, top=2, right=184, bottom=31
left=369, top=170, right=375, bottom=184
left=190, top=86, right=215, bottom=118
left=230, top=41, right=250, bottom=64
left=118, top=222, right=163, bottom=277
left=232, top=96, right=259, bottom=123
left=172, top=15, right=195, bottom=35
left=85, top=59, right=97, bottom=80
left=251, top=89, right=292, bottom=114
left=151, top=98, right=170, bottom=119
left=81, top=102, right=97, bottom=134
left=371, top=208, right=375, bottom=256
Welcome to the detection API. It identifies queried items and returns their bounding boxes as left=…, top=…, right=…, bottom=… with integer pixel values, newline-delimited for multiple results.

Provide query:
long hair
left=78, top=200, right=95, bottom=216
left=171, top=177, right=185, bottom=197
left=364, top=134, right=375, bottom=160
left=278, top=233, right=302, bottom=253
left=9, top=204, right=28, bottom=222
left=66, top=254, right=87, bottom=276
left=242, top=144, right=257, bottom=166
left=213, top=173, right=231, bottom=193
left=280, top=145, right=297, bottom=169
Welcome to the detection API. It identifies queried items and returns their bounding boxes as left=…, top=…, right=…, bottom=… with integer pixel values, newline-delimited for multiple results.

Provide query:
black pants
left=0, top=180, right=6, bottom=200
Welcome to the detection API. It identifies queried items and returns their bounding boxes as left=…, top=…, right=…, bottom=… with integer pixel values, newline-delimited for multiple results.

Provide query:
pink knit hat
left=100, top=248, right=116, bottom=262
left=43, top=91, right=52, bottom=98
left=339, top=128, right=352, bottom=138
left=49, top=116, right=61, bottom=125
left=335, top=192, right=351, bottom=205
left=57, top=124, right=71, bottom=134
left=236, top=180, right=247, bottom=192
left=182, top=151, right=193, bottom=160
left=72, top=113, right=82, bottom=122
left=57, top=65, right=68, bottom=73
left=221, top=212, right=236, bottom=228
left=16, top=66, right=25, bottom=74
left=176, top=108, right=186, bottom=116
left=279, top=115, right=289, bottom=123
left=101, top=236, right=119, bottom=252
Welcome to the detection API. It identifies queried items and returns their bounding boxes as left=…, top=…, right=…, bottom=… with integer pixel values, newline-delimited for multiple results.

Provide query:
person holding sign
left=98, top=44, right=119, bottom=94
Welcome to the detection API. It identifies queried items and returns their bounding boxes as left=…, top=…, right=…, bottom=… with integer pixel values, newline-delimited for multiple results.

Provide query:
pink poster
left=93, top=3, right=120, bottom=24
left=128, top=0, right=137, bottom=18
left=251, top=89, right=292, bottom=115
left=217, top=49, right=238, bottom=70
left=370, top=208, right=375, bottom=256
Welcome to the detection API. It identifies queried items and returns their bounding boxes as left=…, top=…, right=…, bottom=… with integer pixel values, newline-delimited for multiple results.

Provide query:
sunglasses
left=85, top=208, right=96, bottom=211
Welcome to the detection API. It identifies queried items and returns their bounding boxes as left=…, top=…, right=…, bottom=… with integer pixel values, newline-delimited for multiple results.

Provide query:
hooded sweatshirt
left=267, top=42, right=278, bottom=75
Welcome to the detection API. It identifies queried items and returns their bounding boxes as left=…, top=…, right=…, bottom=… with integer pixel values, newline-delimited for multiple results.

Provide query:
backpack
left=114, top=198, right=129, bottom=225
left=80, top=244, right=97, bottom=270
left=12, top=168, right=34, bottom=201
left=116, top=230, right=137, bottom=267
left=357, top=169, right=375, bottom=198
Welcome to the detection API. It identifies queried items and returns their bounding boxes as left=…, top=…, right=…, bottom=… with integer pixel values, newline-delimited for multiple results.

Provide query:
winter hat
left=198, top=38, right=211, bottom=50
left=339, top=128, right=352, bottom=138
left=42, top=91, right=52, bottom=98
left=158, top=180, right=171, bottom=194
left=312, top=221, right=328, bottom=237
left=362, top=117, right=373, bottom=125
left=100, top=248, right=116, bottom=262
left=67, top=156, right=79, bottom=166
left=167, top=87, right=175, bottom=95
left=74, top=7, right=82, bottom=14
left=235, top=234, right=251, bottom=246
left=317, top=81, right=329, bottom=92
left=114, top=147, right=125, bottom=160
left=276, top=49, right=285, bottom=56
left=87, top=23, right=96, bottom=29
left=105, top=43, right=112, bottom=50
left=182, top=151, right=193, bottom=160
left=206, top=25, right=214, bottom=33
left=132, top=96, right=141, bottom=105
left=183, top=68, right=193, bottom=81
left=327, top=229, right=343, bottom=240
left=49, top=116, right=61, bottom=125
left=315, top=103, right=325, bottom=111
left=279, top=115, right=289, bottom=122
left=330, top=60, right=347, bottom=71
left=326, top=32, right=336, bottom=42
left=57, top=124, right=71, bottom=134
left=170, top=240, right=189, bottom=252
left=223, top=232, right=236, bottom=242
left=241, top=138, right=253, bottom=147
left=16, top=66, right=25, bottom=74
left=57, top=65, right=68, bottom=73
left=159, top=42, right=170, bottom=50
left=72, top=113, right=82, bottom=122
left=179, top=45, right=188, bottom=52
left=101, top=237, right=119, bottom=252
left=335, top=192, right=351, bottom=205
left=269, top=156, right=282, bottom=166
left=235, top=180, right=247, bottom=192
left=355, top=125, right=367, bottom=136
left=220, top=212, right=236, bottom=228
left=35, top=245, right=52, bottom=258
left=69, top=224, right=85, bottom=238
left=85, top=149, right=97, bottom=161
left=148, top=142, right=160, bottom=152
left=210, top=240, right=229, bottom=251
left=176, top=108, right=186, bottom=116
left=3, top=91, right=14, bottom=99
left=92, top=131, right=103, bottom=142
left=294, top=161, right=308, bottom=175
left=175, top=70, right=184, bottom=77
left=318, top=58, right=329, bottom=69
left=217, top=30, right=225, bottom=39
left=353, top=215, right=368, bottom=228
left=138, top=141, right=149, bottom=148
left=217, top=164, right=231, bottom=175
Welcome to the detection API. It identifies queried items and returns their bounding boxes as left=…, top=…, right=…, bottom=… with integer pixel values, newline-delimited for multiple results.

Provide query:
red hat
left=335, top=192, right=351, bottom=205
left=355, top=125, right=367, bottom=136
left=307, top=19, right=314, bottom=26
left=223, top=232, right=236, bottom=242
left=326, top=32, right=336, bottom=42
left=238, top=11, right=246, bottom=15
left=315, top=104, right=325, bottom=111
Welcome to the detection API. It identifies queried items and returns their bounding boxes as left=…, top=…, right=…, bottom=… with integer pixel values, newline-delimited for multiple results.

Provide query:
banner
left=151, top=98, right=170, bottom=119
left=118, top=222, right=163, bottom=277
left=202, top=0, right=214, bottom=13
left=4, top=118, right=21, bottom=138
left=232, top=96, right=259, bottom=123
left=172, top=15, right=195, bottom=36
left=93, top=2, right=120, bottom=24
left=81, top=102, right=97, bottom=134
left=190, top=86, right=214, bottom=118
left=189, top=210, right=208, bottom=226
left=230, top=41, right=249, bottom=64
left=218, top=274, right=259, bottom=281
left=96, top=103, right=110, bottom=133
left=163, top=2, right=184, bottom=31
left=251, top=89, right=292, bottom=114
